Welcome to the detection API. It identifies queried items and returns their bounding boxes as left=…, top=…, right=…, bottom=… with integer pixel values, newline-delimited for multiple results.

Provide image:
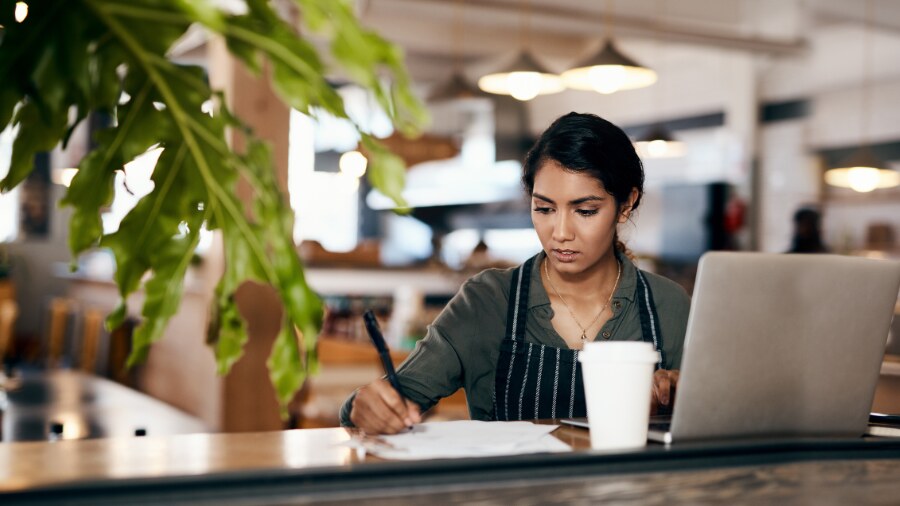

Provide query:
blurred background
left=1, top=0, right=899, bottom=437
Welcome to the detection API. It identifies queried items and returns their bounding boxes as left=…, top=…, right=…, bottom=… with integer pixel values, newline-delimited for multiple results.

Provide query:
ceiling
left=174, top=1, right=900, bottom=140
left=355, top=0, right=900, bottom=89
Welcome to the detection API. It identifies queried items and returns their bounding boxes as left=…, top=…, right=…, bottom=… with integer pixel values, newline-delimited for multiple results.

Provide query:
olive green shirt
left=340, top=251, right=691, bottom=425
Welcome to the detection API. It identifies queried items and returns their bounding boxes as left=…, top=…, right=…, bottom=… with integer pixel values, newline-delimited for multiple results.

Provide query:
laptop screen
left=669, top=252, right=900, bottom=442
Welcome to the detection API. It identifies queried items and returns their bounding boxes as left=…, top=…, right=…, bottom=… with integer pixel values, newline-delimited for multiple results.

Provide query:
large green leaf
left=0, top=0, right=427, bottom=415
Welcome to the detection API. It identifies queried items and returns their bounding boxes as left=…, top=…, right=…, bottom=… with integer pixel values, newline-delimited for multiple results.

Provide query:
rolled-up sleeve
left=338, top=326, right=462, bottom=427
left=339, top=272, right=506, bottom=427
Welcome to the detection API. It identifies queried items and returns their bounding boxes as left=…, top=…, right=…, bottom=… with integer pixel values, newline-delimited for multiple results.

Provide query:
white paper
left=359, top=421, right=571, bottom=460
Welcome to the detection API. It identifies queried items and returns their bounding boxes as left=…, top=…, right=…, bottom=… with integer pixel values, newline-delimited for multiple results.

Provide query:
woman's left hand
left=650, top=369, right=680, bottom=414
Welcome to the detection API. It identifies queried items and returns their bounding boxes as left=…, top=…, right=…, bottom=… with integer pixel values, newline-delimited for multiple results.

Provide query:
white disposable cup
left=578, top=341, right=659, bottom=451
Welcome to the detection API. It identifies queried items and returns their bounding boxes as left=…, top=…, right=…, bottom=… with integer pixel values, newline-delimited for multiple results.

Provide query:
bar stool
left=46, top=297, right=72, bottom=367
left=45, top=297, right=110, bottom=374
left=0, top=299, right=18, bottom=364
left=107, top=316, right=138, bottom=386
left=80, top=307, right=104, bottom=373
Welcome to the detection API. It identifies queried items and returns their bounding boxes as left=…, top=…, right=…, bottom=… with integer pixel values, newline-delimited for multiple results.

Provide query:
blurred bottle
left=387, top=285, right=424, bottom=349
left=48, top=421, right=64, bottom=442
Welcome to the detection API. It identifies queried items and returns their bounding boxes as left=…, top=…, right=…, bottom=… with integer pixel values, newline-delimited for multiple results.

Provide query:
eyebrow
left=532, top=193, right=606, bottom=205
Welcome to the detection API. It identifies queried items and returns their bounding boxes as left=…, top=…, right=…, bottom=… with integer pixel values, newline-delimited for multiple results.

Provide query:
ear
left=618, top=188, right=639, bottom=223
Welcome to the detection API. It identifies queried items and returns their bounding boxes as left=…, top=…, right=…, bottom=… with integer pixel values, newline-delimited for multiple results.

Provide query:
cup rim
left=578, top=341, right=659, bottom=363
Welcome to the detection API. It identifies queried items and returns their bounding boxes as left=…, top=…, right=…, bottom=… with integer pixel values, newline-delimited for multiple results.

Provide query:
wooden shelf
left=317, top=336, right=410, bottom=365
left=301, top=336, right=467, bottom=428
left=305, top=267, right=464, bottom=296
left=0, top=279, right=14, bottom=303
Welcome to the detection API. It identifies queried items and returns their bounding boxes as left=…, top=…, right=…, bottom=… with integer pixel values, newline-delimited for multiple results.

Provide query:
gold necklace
left=543, top=257, right=622, bottom=344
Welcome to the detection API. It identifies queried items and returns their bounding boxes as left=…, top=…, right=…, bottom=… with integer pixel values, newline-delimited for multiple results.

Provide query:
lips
left=552, top=249, right=579, bottom=262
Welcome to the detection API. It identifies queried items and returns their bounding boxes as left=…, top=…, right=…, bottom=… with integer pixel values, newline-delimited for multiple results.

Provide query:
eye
left=532, top=206, right=553, bottom=214
left=576, top=209, right=599, bottom=216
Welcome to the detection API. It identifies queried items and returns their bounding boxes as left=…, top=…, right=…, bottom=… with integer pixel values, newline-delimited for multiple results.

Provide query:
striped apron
left=493, top=254, right=665, bottom=421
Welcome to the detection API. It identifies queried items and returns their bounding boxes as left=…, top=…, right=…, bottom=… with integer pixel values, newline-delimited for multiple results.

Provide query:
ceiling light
left=634, top=124, right=685, bottom=159
left=477, top=51, right=565, bottom=101
left=825, top=149, right=899, bottom=193
left=15, top=2, right=28, bottom=23
left=825, top=0, right=899, bottom=193
left=561, top=40, right=656, bottom=94
left=429, top=0, right=488, bottom=103
left=476, top=0, right=563, bottom=102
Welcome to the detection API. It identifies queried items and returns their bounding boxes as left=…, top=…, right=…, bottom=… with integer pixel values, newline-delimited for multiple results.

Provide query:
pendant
left=580, top=331, right=587, bottom=341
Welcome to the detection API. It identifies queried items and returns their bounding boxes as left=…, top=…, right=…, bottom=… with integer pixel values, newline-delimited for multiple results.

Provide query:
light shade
left=825, top=148, right=900, bottom=193
left=477, top=51, right=565, bottom=101
left=561, top=40, right=657, bottom=94
left=428, top=72, right=490, bottom=103
left=633, top=124, right=686, bottom=159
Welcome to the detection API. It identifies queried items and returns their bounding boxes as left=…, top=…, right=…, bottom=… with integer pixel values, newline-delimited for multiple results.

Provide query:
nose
left=552, top=212, right=575, bottom=242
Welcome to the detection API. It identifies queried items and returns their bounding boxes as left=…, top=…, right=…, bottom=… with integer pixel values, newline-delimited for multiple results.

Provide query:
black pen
left=362, top=310, right=408, bottom=400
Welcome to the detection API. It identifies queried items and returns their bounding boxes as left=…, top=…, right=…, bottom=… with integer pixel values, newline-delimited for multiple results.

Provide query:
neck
left=546, top=250, right=620, bottom=296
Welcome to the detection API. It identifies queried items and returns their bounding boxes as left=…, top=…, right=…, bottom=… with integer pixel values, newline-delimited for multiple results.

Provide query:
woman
left=341, top=112, right=691, bottom=434
left=787, top=207, right=828, bottom=253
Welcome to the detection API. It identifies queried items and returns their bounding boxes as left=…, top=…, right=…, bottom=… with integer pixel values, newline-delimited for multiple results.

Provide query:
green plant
left=0, top=0, right=427, bottom=413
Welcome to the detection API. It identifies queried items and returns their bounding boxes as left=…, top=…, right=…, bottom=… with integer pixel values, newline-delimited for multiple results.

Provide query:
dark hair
left=522, top=112, right=644, bottom=212
left=793, top=207, right=821, bottom=225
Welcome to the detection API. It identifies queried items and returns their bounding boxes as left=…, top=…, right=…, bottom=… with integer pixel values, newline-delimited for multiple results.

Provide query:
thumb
left=406, top=399, right=422, bottom=424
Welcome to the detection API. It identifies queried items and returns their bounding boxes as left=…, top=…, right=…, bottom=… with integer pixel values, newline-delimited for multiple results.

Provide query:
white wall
left=525, top=19, right=900, bottom=258
left=6, top=184, right=73, bottom=339
left=809, top=79, right=900, bottom=148
left=758, top=120, right=822, bottom=253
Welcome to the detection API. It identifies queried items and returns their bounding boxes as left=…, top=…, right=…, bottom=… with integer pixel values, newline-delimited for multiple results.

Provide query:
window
left=288, top=86, right=393, bottom=253
left=101, top=147, right=160, bottom=235
left=0, top=125, right=19, bottom=242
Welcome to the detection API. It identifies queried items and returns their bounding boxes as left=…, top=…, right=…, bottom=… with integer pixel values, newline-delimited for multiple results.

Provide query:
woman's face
left=531, top=160, right=634, bottom=276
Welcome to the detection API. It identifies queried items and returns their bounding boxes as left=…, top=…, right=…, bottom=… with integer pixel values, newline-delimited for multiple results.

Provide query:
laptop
left=648, top=252, right=900, bottom=443
left=640, top=252, right=900, bottom=444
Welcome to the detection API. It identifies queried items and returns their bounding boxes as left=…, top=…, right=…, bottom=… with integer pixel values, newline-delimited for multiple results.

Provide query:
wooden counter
left=1, top=369, right=207, bottom=442
left=3, top=424, right=900, bottom=504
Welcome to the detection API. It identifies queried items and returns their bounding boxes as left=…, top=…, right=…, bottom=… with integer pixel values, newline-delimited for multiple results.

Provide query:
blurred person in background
left=787, top=207, right=829, bottom=254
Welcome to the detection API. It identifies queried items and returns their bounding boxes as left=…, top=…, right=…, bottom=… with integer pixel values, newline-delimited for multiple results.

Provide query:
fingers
left=406, top=399, right=422, bottom=424
left=349, top=379, right=419, bottom=434
left=653, top=371, right=671, bottom=406
left=652, top=369, right=680, bottom=407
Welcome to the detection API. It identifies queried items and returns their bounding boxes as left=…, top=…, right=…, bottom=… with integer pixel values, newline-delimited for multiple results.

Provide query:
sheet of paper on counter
left=359, top=420, right=571, bottom=460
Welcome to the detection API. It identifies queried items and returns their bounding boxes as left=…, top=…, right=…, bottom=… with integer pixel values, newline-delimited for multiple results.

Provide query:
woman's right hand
left=349, top=378, right=422, bottom=434
left=650, top=369, right=680, bottom=415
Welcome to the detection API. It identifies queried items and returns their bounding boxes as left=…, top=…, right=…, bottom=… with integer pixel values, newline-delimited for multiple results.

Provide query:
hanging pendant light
left=476, top=0, right=564, bottom=101
left=825, top=148, right=899, bottom=193
left=561, top=0, right=655, bottom=94
left=634, top=123, right=685, bottom=159
left=429, top=71, right=490, bottom=103
left=428, top=0, right=490, bottom=103
left=561, top=40, right=657, bottom=94
left=825, top=0, right=900, bottom=193
left=477, top=51, right=565, bottom=101
left=632, top=0, right=682, bottom=159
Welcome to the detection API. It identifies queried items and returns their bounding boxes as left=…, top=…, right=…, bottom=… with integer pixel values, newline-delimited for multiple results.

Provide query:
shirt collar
left=529, top=249, right=638, bottom=309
